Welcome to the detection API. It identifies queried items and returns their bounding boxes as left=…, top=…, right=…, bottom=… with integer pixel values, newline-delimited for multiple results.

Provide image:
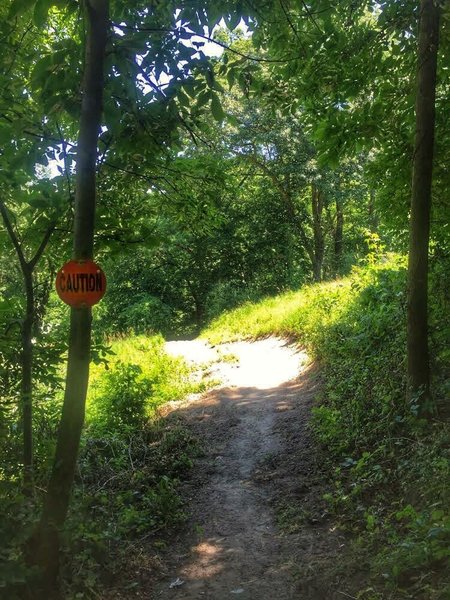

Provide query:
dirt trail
left=149, top=338, right=340, bottom=600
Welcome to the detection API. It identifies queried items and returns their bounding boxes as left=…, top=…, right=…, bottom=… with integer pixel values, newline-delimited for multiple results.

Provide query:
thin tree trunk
left=334, top=191, right=344, bottom=277
left=0, top=202, right=43, bottom=495
left=368, top=189, right=378, bottom=232
left=29, top=0, right=109, bottom=593
left=311, top=183, right=324, bottom=282
left=21, top=267, right=34, bottom=493
left=407, top=0, right=440, bottom=414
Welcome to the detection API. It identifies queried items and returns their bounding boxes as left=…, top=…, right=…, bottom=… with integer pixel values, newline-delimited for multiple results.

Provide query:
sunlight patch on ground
left=165, top=338, right=308, bottom=390
left=180, top=540, right=225, bottom=579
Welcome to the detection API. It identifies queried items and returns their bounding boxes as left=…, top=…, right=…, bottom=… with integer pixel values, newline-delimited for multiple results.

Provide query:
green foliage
left=0, top=333, right=206, bottom=596
left=0, top=488, right=37, bottom=593
left=0, top=0, right=448, bottom=597
left=87, top=334, right=204, bottom=433
left=59, top=423, right=201, bottom=597
left=89, top=362, right=151, bottom=431
left=50, top=335, right=207, bottom=595
left=118, top=296, right=173, bottom=335
left=202, top=255, right=449, bottom=598
left=202, top=269, right=355, bottom=345
left=96, top=251, right=177, bottom=337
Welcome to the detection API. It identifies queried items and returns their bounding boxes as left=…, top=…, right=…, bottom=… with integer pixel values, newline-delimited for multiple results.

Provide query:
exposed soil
left=141, top=338, right=362, bottom=600
left=114, top=338, right=366, bottom=599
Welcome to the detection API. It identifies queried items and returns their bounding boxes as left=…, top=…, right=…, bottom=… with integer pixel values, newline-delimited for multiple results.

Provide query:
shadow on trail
left=153, top=367, right=348, bottom=600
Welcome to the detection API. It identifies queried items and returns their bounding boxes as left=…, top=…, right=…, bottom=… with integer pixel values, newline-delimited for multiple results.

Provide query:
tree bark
left=334, top=189, right=344, bottom=277
left=21, top=267, right=34, bottom=493
left=311, top=183, right=324, bottom=282
left=407, top=0, right=440, bottom=414
left=28, top=0, right=109, bottom=593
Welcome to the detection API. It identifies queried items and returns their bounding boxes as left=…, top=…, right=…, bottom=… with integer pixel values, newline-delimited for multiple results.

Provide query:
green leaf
left=226, top=113, right=239, bottom=128
left=183, top=80, right=198, bottom=99
left=8, top=0, right=35, bottom=19
left=226, top=68, right=236, bottom=89
left=33, top=0, right=51, bottom=26
left=51, top=49, right=68, bottom=66
left=213, top=80, right=225, bottom=93
left=196, top=89, right=211, bottom=110
left=177, top=89, right=191, bottom=109
left=0, top=125, right=12, bottom=145
left=226, top=12, right=241, bottom=31
left=205, top=68, right=215, bottom=89
left=31, top=55, right=53, bottom=86
left=210, top=93, right=225, bottom=122
left=23, top=194, right=50, bottom=210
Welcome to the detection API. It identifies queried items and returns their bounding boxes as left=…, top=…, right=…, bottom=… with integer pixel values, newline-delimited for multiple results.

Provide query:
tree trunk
left=28, top=0, right=109, bottom=593
left=368, top=189, right=378, bottom=232
left=0, top=202, right=43, bottom=495
left=21, top=267, right=34, bottom=494
left=334, top=191, right=344, bottom=277
left=407, top=0, right=440, bottom=414
left=311, top=183, right=324, bottom=282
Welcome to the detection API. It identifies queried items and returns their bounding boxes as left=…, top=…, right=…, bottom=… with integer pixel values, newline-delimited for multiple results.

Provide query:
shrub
left=86, top=334, right=201, bottom=434
left=107, top=294, right=173, bottom=336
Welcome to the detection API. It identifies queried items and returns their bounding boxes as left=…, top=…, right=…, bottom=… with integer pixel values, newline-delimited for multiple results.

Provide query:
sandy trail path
left=153, top=338, right=310, bottom=600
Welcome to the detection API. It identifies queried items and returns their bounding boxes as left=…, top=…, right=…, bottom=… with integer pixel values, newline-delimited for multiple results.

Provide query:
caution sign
left=56, top=259, right=106, bottom=307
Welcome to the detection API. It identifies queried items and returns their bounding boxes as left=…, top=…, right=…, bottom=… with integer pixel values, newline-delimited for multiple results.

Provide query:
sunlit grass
left=86, top=334, right=206, bottom=427
left=201, top=259, right=402, bottom=352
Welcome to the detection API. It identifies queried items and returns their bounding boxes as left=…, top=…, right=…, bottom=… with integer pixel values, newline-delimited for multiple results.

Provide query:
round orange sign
left=56, top=260, right=106, bottom=307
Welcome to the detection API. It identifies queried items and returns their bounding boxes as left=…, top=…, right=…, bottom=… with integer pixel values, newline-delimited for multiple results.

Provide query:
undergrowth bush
left=203, top=254, right=449, bottom=598
left=55, top=334, right=207, bottom=595
left=86, top=334, right=202, bottom=432
left=1, top=334, right=207, bottom=598
left=60, top=422, right=202, bottom=597
left=99, top=293, right=174, bottom=337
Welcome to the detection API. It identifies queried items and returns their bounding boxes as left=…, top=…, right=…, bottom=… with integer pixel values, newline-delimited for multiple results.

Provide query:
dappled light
left=166, top=337, right=308, bottom=390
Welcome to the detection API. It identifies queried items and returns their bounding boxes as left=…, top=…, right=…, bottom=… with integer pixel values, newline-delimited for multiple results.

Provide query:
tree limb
left=29, top=222, right=56, bottom=271
left=0, top=200, right=28, bottom=273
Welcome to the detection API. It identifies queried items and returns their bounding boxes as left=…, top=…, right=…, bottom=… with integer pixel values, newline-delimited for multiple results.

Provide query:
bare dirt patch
left=112, top=338, right=366, bottom=599
left=151, top=338, right=361, bottom=600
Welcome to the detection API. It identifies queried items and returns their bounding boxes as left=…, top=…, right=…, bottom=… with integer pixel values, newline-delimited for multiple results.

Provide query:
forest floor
left=117, top=338, right=365, bottom=599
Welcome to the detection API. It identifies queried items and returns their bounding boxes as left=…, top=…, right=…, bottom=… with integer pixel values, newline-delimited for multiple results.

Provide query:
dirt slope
left=147, top=338, right=352, bottom=600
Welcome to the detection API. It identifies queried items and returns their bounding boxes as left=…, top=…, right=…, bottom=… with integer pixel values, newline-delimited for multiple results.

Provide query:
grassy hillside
left=203, top=255, right=450, bottom=599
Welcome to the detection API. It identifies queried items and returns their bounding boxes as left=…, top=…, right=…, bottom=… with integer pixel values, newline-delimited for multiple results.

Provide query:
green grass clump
left=202, top=278, right=354, bottom=346
left=202, top=255, right=450, bottom=598
left=86, top=334, right=203, bottom=433
left=203, top=256, right=403, bottom=355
